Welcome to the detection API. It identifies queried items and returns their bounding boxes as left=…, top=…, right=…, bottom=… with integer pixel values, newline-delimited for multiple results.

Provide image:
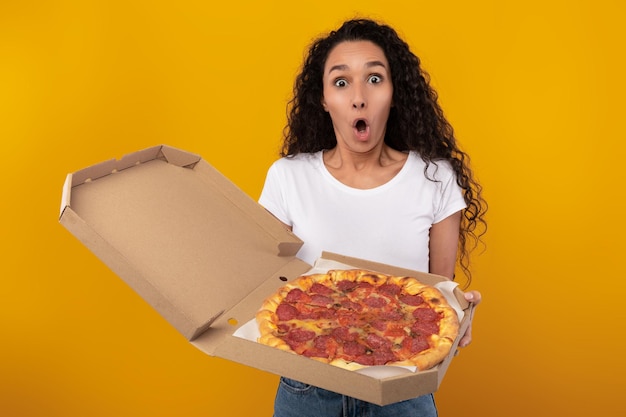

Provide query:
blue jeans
left=274, top=377, right=438, bottom=417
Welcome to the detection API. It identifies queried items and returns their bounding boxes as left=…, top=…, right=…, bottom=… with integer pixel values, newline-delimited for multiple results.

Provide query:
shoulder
left=267, top=152, right=323, bottom=177
left=271, top=152, right=320, bottom=168
left=407, top=153, right=456, bottom=182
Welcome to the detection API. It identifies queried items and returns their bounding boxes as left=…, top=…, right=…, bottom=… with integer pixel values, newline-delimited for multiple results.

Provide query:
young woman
left=259, top=18, right=487, bottom=417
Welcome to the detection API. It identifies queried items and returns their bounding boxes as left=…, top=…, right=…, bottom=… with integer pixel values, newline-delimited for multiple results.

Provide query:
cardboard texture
left=59, top=145, right=472, bottom=405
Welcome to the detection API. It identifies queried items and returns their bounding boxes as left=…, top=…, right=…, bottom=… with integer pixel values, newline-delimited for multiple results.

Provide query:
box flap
left=60, top=145, right=303, bottom=340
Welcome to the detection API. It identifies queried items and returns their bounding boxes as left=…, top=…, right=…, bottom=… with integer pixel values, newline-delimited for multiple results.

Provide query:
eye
left=368, top=74, right=383, bottom=84
left=334, top=78, right=348, bottom=88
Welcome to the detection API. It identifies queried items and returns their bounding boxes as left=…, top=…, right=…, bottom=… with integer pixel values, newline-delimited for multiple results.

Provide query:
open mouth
left=355, top=119, right=368, bottom=132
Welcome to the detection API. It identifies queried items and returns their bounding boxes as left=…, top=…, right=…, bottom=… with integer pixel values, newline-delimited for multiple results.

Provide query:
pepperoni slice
left=339, top=299, right=362, bottom=312
left=363, top=296, right=387, bottom=308
left=286, top=329, right=315, bottom=342
left=284, top=329, right=316, bottom=353
left=379, top=309, right=404, bottom=321
left=301, top=335, right=339, bottom=359
left=310, top=283, right=335, bottom=295
left=398, top=293, right=424, bottom=306
left=337, top=280, right=358, bottom=292
left=316, top=335, right=338, bottom=354
left=413, top=307, right=440, bottom=322
left=378, top=283, right=402, bottom=296
left=411, top=321, right=439, bottom=336
left=298, top=306, right=334, bottom=320
left=309, top=294, right=334, bottom=307
left=337, top=312, right=362, bottom=327
left=402, top=336, right=430, bottom=354
left=342, top=340, right=368, bottom=357
left=371, top=348, right=398, bottom=365
left=276, top=303, right=299, bottom=321
left=331, top=326, right=357, bottom=342
left=370, top=319, right=388, bottom=331
left=365, top=333, right=392, bottom=350
left=285, top=288, right=308, bottom=303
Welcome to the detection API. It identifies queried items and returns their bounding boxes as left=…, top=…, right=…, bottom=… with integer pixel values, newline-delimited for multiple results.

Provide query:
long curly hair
left=282, top=18, right=487, bottom=285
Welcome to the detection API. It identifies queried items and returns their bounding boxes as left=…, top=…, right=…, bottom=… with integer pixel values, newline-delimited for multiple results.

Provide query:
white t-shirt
left=259, top=151, right=466, bottom=272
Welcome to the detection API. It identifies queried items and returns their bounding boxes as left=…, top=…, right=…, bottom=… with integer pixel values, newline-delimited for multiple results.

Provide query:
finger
left=464, top=290, right=482, bottom=305
left=458, top=324, right=472, bottom=348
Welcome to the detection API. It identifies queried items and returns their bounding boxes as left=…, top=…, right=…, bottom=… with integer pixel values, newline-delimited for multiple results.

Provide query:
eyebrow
left=327, top=60, right=388, bottom=74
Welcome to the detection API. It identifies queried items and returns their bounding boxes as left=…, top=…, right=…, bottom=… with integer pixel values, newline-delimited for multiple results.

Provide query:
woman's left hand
left=458, top=290, right=481, bottom=348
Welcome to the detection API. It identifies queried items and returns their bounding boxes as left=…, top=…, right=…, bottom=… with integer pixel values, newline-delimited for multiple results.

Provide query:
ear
left=321, top=97, right=328, bottom=112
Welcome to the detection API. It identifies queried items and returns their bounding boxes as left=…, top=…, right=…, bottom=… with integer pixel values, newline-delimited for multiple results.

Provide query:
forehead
left=324, top=40, right=389, bottom=71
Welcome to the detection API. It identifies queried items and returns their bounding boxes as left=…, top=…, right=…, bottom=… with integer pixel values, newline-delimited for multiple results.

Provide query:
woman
left=259, top=18, right=487, bottom=417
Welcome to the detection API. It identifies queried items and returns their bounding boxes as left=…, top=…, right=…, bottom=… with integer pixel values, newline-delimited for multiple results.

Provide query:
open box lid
left=59, top=145, right=303, bottom=341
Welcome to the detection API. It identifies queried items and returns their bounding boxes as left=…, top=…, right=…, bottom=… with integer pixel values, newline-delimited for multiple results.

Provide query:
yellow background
left=2, top=0, right=624, bottom=415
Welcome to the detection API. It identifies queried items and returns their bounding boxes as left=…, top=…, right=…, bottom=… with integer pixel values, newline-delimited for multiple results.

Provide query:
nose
left=352, top=100, right=366, bottom=109
left=352, top=84, right=366, bottom=109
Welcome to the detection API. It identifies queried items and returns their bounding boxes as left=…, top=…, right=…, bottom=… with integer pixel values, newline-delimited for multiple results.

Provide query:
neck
left=324, top=144, right=391, bottom=171
left=322, top=145, right=409, bottom=189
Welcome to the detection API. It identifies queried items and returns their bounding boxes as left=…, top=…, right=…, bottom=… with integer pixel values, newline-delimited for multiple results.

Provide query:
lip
left=352, top=118, right=370, bottom=140
left=352, top=118, right=369, bottom=129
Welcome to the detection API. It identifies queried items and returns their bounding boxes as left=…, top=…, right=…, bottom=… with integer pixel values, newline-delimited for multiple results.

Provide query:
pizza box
left=59, top=144, right=473, bottom=406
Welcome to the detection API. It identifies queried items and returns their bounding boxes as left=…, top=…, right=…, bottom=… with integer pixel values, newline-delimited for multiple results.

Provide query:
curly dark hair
left=282, top=18, right=487, bottom=285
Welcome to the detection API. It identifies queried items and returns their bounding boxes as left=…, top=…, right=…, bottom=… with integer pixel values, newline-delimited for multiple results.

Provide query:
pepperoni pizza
left=256, top=269, right=459, bottom=371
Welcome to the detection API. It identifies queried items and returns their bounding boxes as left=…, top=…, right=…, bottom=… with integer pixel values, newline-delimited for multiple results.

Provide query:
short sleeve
left=258, top=161, right=292, bottom=226
left=432, top=163, right=467, bottom=223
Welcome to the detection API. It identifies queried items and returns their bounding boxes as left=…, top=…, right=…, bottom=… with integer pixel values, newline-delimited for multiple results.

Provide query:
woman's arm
left=429, top=210, right=481, bottom=348
left=429, top=211, right=462, bottom=279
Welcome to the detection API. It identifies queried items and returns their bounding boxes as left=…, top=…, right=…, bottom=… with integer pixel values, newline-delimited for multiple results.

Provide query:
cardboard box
left=59, top=145, right=472, bottom=405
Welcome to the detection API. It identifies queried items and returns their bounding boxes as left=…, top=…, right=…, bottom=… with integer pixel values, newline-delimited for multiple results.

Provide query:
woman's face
left=321, top=40, right=393, bottom=154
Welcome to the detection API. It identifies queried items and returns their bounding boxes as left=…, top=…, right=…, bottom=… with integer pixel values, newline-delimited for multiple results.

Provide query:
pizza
left=255, top=269, right=459, bottom=371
